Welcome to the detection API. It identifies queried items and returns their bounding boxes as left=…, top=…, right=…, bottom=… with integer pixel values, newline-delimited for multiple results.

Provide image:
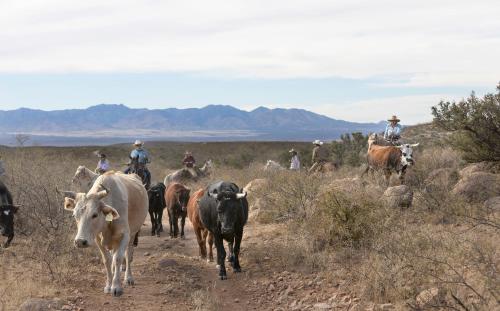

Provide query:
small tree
left=14, top=133, right=30, bottom=147
left=331, top=132, right=368, bottom=167
left=431, top=83, right=500, bottom=162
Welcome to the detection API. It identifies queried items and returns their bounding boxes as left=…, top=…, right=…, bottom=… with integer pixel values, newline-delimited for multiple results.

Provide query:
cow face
left=179, top=188, right=191, bottom=212
left=210, top=191, right=247, bottom=235
left=0, top=206, right=16, bottom=237
left=399, top=143, right=419, bottom=166
left=148, top=186, right=165, bottom=208
left=72, top=166, right=90, bottom=186
left=62, top=189, right=120, bottom=248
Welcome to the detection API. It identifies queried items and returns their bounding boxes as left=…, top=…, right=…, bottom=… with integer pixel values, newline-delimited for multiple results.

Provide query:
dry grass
left=0, top=142, right=498, bottom=310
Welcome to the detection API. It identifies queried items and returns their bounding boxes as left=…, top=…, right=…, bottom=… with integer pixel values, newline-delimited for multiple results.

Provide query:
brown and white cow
left=187, top=188, right=214, bottom=262
left=61, top=172, right=148, bottom=297
left=363, top=139, right=419, bottom=186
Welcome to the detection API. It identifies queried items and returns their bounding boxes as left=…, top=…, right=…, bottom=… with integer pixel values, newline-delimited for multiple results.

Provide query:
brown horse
left=165, top=183, right=190, bottom=238
left=187, top=189, right=214, bottom=262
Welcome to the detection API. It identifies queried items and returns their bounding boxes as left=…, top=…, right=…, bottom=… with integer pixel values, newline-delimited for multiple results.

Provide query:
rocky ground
left=17, top=219, right=395, bottom=311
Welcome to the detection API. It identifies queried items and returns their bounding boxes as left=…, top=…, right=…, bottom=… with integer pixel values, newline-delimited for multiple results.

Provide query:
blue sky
left=0, top=0, right=498, bottom=124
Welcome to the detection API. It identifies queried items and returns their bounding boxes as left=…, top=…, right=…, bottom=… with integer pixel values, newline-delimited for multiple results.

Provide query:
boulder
left=484, top=196, right=500, bottom=212
left=383, top=185, right=413, bottom=208
left=459, top=162, right=499, bottom=178
left=244, top=178, right=269, bottom=220
left=18, top=298, right=63, bottom=311
left=452, top=172, right=500, bottom=203
left=416, top=287, right=443, bottom=309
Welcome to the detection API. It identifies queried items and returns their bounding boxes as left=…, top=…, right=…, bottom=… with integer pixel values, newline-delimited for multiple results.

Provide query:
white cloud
left=0, top=0, right=498, bottom=88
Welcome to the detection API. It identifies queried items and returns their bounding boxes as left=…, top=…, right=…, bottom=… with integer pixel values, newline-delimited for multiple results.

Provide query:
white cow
left=61, top=172, right=148, bottom=297
left=264, top=160, right=285, bottom=171
left=72, top=165, right=100, bottom=192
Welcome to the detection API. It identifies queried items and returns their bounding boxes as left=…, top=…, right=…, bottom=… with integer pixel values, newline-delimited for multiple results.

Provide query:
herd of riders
left=67, top=114, right=403, bottom=181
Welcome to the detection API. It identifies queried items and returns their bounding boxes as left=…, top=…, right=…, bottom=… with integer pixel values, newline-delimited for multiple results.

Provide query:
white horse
left=264, top=160, right=285, bottom=171
left=163, top=159, right=214, bottom=187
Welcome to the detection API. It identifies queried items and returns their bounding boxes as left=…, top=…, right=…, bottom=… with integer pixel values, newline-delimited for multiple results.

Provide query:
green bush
left=431, top=83, right=500, bottom=162
left=306, top=189, right=385, bottom=248
left=330, top=132, right=368, bottom=167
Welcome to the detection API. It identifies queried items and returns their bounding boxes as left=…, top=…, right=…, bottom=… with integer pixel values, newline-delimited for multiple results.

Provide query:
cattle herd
left=0, top=138, right=421, bottom=297
left=0, top=163, right=249, bottom=297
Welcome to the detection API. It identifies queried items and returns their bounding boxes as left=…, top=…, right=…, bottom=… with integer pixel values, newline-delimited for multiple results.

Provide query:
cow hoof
left=156, top=233, right=160, bottom=237
left=181, top=235, right=185, bottom=239
left=121, top=265, right=126, bottom=272
left=233, top=267, right=242, bottom=273
left=112, top=287, right=123, bottom=297
left=103, top=286, right=111, bottom=294
left=151, top=232, right=155, bottom=236
left=220, top=274, right=227, bottom=280
left=126, top=278, right=135, bottom=286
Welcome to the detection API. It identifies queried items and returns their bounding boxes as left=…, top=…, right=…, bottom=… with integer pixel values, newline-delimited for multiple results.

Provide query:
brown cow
left=165, top=183, right=190, bottom=238
left=187, top=189, right=214, bottom=262
left=362, top=141, right=419, bottom=186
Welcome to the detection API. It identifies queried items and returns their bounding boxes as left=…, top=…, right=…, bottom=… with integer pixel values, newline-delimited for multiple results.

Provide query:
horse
left=127, top=157, right=151, bottom=190
left=163, top=159, right=213, bottom=187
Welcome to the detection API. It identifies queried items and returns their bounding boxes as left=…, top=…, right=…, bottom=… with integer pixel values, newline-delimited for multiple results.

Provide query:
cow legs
left=158, top=209, right=164, bottom=234
left=168, top=210, right=174, bottom=238
left=194, top=227, right=207, bottom=259
left=384, top=169, right=392, bottom=187
left=227, top=240, right=234, bottom=262
left=124, top=238, right=135, bottom=286
left=173, top=215, right=179, bottom=238
left=232, top=231, right=243, bottom=273
left=111, top=234, right=129, bottom=297
left=95, top=237, right=113, bottom=294
left=180, top=214, right=186, bottom=238
left=149, top=210, right=156, bottom=236
left=3, top=233, right=13, bottom=248
left=214, top=235, right=227, bottom=280
left=207, top=232, right=214, bottom=262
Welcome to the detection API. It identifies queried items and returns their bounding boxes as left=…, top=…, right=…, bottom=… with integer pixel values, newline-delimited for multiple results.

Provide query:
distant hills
left=0, top=104, right=385, bottom=146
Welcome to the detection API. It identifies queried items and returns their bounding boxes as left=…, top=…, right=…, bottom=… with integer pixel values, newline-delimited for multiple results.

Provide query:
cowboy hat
left=133, top=140, right=144, bottom=146
left=312, top=140, right=323, bottom=145
left=388, top=115, right=400, bottom=122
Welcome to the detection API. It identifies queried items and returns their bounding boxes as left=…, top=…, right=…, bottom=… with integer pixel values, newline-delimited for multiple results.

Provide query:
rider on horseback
left=308, top=140, right=329, bottom=173
left=384, top=115, right=402, bottom=145
left=125, top=140, right=151, bottom=188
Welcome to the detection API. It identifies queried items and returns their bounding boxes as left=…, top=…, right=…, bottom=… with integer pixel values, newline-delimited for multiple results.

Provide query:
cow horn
left=410, top=143, right=420, bottom=147
left=56, top=187, right=76, bottom=199
left=236, top=192, right=247, bottom=199
left=96, top=184, right=109, bottom=199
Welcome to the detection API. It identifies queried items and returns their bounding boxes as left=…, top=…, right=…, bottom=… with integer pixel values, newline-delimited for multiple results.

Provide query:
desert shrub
left=191, top=289, right=222, bottom=311
left=363, top=223, right=499, bottom=309
left=330, top=132, right=368, bottom=167
left=256, top=171, right=325, bottom=223
left=304, top=188, right=386, bottom=249
left=432, top=83, right=500, bottom=162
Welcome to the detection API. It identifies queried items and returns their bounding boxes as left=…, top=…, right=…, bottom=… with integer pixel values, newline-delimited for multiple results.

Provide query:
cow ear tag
left=105, top=213, right=114, bottom=222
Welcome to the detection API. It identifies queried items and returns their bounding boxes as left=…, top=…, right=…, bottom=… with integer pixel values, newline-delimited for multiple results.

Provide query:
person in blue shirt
left=125, top=140, right=151, bottom=187
left=384, top=115, right=402, bottom=143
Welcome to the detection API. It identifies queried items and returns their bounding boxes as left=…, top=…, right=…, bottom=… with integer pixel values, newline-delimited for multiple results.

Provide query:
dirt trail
left=67, top=220, right=259, bottom=311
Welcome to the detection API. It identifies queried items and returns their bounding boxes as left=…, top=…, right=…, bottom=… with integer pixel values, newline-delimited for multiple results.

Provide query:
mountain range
left=0, top=104, right=385, bottom=146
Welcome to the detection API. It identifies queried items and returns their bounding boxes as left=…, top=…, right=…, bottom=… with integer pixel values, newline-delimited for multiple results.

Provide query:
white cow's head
left=399, top=143, right=419, bottom=166
left=61, top=185, right=119, bottom=248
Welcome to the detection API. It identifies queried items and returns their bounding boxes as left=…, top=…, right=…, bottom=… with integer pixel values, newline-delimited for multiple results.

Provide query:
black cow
left=148, top=182, right=166, bottom=237
left=0, top=181, right=17, bottom=248
left=198, top=181, right=248, bottom=280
